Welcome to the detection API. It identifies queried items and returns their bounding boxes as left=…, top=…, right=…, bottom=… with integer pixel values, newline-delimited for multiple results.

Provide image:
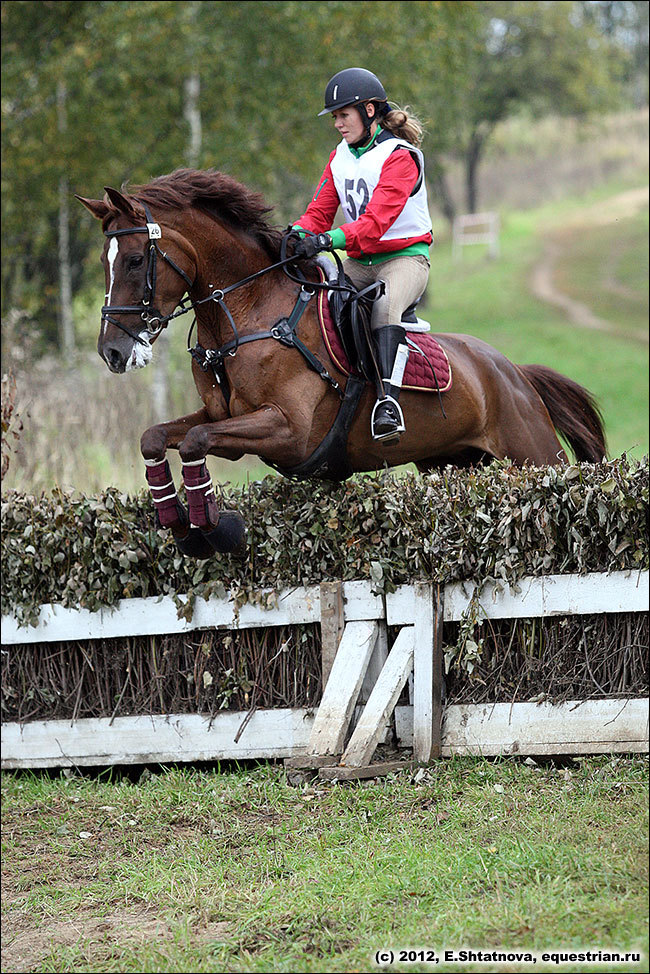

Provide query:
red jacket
left=295, top=147, right=432, bottom=260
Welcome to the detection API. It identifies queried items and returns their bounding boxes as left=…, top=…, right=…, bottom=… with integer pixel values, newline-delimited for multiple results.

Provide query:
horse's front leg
left=140, top=406, right=246, bottom=558
left=178, top=404, right=308, bottom=530
left=140, top=408, right=212, bottom=539
left=140, top=406, right=217, bottom=461
left=179, top=403, right=306, bottom=464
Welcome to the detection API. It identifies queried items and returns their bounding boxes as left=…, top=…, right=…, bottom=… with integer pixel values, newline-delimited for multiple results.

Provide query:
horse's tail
left=518, top=364, right=607, bottom=462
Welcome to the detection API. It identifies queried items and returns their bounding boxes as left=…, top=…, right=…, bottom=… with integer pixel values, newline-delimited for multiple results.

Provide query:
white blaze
left=106, top=236, right=119, bottom=303
left=104, top=237, right=119, bottom=338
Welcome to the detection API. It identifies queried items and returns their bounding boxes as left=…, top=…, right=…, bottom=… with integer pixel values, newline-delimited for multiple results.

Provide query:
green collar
left=348, top=125, right=381, bottom=159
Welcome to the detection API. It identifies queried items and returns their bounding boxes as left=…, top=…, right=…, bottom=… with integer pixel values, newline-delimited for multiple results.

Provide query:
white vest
left=330, top=133, right=432, bottom=241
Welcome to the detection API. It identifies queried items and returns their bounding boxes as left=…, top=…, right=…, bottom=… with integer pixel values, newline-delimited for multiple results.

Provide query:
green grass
left=552, top=208, right=649, bottom=337
left=2, top=757, right=648, bottom=973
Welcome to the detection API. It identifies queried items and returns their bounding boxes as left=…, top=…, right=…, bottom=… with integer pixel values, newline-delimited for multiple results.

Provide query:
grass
left=2, top=757, right=648, bottom=973
left=552, top=207, right=649, bottom=337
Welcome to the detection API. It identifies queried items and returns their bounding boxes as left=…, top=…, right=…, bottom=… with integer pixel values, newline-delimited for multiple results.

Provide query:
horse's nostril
left=104, top=346, right=125, bottom=372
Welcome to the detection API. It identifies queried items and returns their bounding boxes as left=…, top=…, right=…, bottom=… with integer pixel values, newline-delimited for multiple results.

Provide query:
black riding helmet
left=319, top=67, right=391, bottom=147
left=319, top=68, right=388, bottom=115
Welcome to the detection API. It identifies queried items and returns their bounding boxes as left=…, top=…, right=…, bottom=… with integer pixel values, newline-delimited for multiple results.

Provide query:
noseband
left=102, top=202, right=195, bottom=345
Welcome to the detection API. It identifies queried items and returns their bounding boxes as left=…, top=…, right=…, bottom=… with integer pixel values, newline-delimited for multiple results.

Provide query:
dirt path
left=529, top=187, right=649, bottom=343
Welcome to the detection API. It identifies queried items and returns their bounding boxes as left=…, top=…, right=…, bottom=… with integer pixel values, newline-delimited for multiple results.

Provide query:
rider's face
left=332, top=103, right=375, bottom=144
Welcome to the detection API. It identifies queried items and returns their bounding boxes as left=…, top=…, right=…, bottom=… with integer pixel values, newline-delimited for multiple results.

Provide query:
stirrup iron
left=371, top=395, right=406, bottom=442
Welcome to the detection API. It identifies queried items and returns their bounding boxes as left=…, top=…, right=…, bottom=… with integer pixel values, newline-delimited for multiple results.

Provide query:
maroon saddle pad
left=316, top=276, right=452, bottom=393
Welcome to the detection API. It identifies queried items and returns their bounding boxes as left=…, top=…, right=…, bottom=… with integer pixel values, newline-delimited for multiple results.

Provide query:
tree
left=580, top=0, right=649, bottom=106
left=2, top=0, right=638, bottom=355
left=2, top=1, right=97, bottom=352
left=446, top=0, right=629, bottom=213
left=2, top=0, right=477, bottom=352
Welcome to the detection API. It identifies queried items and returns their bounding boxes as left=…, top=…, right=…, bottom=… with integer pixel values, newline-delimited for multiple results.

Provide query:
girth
left=262, top=375, right=366, bottom=482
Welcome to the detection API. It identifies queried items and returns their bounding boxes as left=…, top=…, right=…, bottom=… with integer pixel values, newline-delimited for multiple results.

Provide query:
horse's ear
left=75, top=195, right=110, bottom=220
left=103, top=186, right=144, bottom=220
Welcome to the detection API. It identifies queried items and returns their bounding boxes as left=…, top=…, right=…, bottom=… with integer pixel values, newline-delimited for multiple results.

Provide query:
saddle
left=267, top=238, right=451, bottom=483
left=314, top=257, right=452, bottom=395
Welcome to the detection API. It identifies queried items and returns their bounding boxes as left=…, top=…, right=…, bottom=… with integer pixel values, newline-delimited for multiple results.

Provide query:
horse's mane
left=124, top=168, right=283, bottom=259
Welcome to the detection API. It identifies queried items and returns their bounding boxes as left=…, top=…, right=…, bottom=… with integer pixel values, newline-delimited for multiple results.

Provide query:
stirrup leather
left=371, top=395, right=406, bottom=442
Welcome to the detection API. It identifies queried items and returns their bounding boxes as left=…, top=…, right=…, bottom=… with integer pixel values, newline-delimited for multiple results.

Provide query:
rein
left=187, top=231, right=368, bottom=400
left=102, top=211, right=378, bottom=400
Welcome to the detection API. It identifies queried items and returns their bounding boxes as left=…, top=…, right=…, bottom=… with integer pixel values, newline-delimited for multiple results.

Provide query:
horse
left=76, top=168, right=606, bottom=558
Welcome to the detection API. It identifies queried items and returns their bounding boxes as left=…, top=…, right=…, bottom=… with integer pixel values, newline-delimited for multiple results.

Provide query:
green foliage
left=2, top=0, right=645, bottom=344
left=2, top=458, right=647, bottom=628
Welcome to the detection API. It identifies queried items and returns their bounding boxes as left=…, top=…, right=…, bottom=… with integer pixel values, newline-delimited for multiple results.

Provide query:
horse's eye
left=127, top=253, right=144, bottom=270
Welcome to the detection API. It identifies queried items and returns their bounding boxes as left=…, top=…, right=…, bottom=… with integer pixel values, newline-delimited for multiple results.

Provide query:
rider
left=292, top=67, right=432, bottom=443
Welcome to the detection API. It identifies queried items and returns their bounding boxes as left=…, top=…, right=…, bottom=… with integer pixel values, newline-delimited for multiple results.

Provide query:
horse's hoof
left=203, top=510, right=248, bottom=556
left=174, top=528, right=218, bottom=560
left=172, top=512, right=247, bottom=559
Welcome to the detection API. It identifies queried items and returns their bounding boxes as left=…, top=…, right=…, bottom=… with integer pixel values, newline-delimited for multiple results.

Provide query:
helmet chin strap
left=349, top=103, right=376, bottom=149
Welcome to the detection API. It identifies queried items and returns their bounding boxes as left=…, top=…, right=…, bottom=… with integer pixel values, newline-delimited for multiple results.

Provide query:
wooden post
left=341, top=625, right=415, bottom=768
left=359, top=619, right=389, bottom=704
left=431, top=585, right=444, bottom=759
left=412, top=582, right=444, bottom=763
left=319, top=581, right=344, bottom=689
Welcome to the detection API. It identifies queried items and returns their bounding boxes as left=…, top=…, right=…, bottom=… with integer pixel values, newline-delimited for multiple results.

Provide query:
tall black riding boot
left=371, top=324, right=409, bottom=442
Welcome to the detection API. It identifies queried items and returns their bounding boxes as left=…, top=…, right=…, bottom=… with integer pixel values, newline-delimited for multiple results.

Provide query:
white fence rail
left=452, top=211, right=500, bottom=260
left=4, top=571, right=646, bottom=644
left=2, top=571, right=648, bottom=772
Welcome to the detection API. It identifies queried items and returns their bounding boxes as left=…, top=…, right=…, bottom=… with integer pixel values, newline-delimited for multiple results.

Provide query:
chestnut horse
left=77, top=168, right=606, bottom=558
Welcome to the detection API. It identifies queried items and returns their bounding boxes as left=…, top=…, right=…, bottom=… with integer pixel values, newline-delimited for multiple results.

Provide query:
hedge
left=1, top=458, right=648, bottom=721
left=2, top=457, right=648, bottom=628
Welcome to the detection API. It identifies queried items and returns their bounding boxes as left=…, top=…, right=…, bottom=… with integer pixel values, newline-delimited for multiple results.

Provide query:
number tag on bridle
left=147, top=223, right=162, bottom=239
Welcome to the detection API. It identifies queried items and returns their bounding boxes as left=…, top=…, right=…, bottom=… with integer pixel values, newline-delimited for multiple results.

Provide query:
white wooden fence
left=452, top=211, right=500, bottom=260
left=2, top=570, right=648, bottom=777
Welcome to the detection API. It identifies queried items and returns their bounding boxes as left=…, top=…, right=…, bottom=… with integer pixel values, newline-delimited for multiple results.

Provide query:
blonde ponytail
left=380, top=104, right=424, bottom=147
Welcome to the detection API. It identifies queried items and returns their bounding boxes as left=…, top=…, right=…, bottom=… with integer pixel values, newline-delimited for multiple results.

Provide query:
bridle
left=102, top=202, right=195, bottom=345
left=99, top=211, right=383, bottom=400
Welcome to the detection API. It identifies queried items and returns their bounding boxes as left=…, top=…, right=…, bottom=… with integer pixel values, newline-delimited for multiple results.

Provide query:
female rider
left=292, top=67, right=432, bottom=443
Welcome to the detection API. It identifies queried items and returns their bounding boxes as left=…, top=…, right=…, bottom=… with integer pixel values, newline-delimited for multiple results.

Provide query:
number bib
left=330, top=133, right=431, bottom=242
